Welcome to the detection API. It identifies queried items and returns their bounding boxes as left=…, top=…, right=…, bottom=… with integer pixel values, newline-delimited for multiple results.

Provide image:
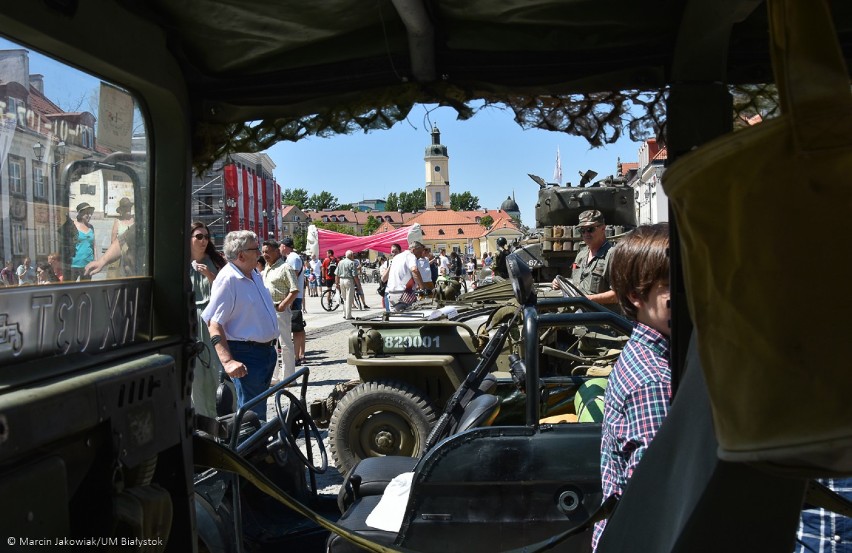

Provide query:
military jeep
left=319, top=283, right=630, bottom=475
left=322, top=301, right=513, bottom=474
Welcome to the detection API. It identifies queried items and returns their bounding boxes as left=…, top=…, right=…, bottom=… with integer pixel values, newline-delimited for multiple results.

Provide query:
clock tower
left=424, top=125, right=449, bottom=210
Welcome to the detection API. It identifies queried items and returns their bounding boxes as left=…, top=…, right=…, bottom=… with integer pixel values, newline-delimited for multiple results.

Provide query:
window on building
left=438, top=229, right=445, bottom=235
left=81, top=126, right=94, bottom=149
left=32, top=162, right=46, bottom=199
left=8, top=155, right=24, bottom=195
left=35, top=225, right=48, bottom=255
left=11, top=222, right=27, bottom=255
left=457, top=228, right=463, bottom=234
left=7, top=97, right=25, bottom=126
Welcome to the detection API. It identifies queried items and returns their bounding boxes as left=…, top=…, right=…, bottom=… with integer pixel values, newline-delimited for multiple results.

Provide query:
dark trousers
left=227, top=341, right=276, bottom=421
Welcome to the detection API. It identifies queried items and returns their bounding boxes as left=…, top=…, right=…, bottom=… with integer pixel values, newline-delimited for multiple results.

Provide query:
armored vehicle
left=512, top=180, right=637, bottom=282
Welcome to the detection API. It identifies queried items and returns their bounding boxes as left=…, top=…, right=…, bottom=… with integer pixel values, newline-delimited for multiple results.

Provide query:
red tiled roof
left=374, top=221, right=396, bottom=233
left=652, top=147, right=668, bottom=161
left=306, top=210, right=416, bottom=226
left=405, top=209, right=520, bottom=240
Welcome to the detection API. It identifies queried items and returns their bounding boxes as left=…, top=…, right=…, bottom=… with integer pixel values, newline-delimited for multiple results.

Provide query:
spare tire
left=328, top=380, right=437, bottom=475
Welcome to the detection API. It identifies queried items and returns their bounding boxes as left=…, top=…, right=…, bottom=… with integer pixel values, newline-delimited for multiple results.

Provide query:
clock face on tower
left=433, top=147, right=441, bottom=155
left=434, top=166, right=441, bottom=172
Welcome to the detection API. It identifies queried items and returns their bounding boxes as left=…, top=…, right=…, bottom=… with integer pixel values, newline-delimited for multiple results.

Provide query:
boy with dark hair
left=592, top=222, right=671, bottom=551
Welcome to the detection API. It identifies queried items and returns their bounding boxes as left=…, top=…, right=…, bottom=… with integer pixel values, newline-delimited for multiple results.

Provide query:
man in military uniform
left=493, top=237, right=510, bottom=279
left=551, top=209, right=618, bottom=309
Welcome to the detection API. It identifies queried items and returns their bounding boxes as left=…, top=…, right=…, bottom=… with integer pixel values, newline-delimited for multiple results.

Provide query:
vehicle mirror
left=506, top=253, right=535, bottom=306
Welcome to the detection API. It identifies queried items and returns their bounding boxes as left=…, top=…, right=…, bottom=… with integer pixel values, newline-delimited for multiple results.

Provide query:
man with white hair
left=335, top=250, right=360, bottom=320
left=202, top=231, right=279, bottom=419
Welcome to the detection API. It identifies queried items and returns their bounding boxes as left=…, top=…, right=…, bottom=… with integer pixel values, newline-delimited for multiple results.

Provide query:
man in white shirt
left=386, top=241, right=425, bottom=311
left=417, top=249, right=433, bottom=294
left=438, top=249, right=451, bottom=274
left=202, top=231, right=279, bottom=419
left=309, top=253, right=322, bottom=284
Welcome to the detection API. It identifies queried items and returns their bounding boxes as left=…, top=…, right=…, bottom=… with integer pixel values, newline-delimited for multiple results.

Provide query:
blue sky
left=6, top=37, right=643, bottom=226
left=269, top=104, right=642, bottom=226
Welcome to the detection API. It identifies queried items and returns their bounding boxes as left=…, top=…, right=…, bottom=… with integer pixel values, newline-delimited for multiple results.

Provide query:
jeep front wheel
left=328, top=380, right=437, bottom=475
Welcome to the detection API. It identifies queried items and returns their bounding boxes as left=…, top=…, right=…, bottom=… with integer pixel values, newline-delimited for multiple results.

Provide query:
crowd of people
left=5, top=204, right=848, bottom=548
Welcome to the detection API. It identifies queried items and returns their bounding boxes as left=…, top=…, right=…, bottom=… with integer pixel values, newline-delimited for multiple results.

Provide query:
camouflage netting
left=192, top=84, right=779, bottom=173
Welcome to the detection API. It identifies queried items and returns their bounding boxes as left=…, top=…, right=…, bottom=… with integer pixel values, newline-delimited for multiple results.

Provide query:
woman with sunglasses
left=550, top=209, right=619, bottom=310
left=190, top=221, right=227, bottom=418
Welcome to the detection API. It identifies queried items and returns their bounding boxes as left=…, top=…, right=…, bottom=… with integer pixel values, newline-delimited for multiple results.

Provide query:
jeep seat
left=338, top=375, right=500, bottom=509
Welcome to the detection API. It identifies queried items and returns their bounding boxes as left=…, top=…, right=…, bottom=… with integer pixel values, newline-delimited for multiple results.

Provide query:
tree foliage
left=398, top=189, right=426, bottom=212
left=385, top=192, right=399, bottom=212
left=450, top=191, right=480, bottom=211
left=282, top=187, right=309, bottom=208
left=363, top=215, right=381, bottom=235
left=337, top=203, right=353, bottom=211
left=479, top=215, right=494, bottom=228
left=292, top=226, right=307, bottom=252
left=312, top=219, right=356, bottom=235
left=307, top=191, right=338, bottom=211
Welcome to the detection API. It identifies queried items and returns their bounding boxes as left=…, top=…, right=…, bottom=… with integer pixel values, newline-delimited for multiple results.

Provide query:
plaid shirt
left=592, top=322, right=671, bottom=551
left=795, top=478, right=852, bottom=553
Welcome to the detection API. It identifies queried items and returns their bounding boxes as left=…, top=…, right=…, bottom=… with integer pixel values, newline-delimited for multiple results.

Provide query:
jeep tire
left=329, top=380, right=437, bottom=475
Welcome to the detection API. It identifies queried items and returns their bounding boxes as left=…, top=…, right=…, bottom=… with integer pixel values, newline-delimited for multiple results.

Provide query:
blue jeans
left=227, top=341, right=276, bottom=421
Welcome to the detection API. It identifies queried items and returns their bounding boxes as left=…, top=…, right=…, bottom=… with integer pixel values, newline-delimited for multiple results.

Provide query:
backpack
left=327, top=259, right=337, bottom=278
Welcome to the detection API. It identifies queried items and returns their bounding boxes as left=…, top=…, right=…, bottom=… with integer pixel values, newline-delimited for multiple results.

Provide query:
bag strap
left=769, top=0, right=852, bottom=149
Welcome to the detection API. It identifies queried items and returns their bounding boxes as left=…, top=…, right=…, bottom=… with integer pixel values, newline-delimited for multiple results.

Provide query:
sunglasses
left=242, top=247, right=261, bottom=253
left=193, top=233, right=210, bottom=240
left=578, top=226, right=600, bottom=234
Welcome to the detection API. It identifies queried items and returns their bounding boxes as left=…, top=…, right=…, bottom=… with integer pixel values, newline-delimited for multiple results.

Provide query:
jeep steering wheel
left=273, top=389, right=328, bottom=474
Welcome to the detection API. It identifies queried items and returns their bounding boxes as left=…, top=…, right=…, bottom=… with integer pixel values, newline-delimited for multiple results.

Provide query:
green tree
left=479, top=215, right=494, bottom=228
left=450, top=191, right=480, bottom=211
left=313, top=220, right=356, bottom=235
left=282, top=187, right=309, bottom=208
left=293, top=226, right=307, bottom=252
left=307, top=191, right=338, bottom=211
left=385, top=192, right=398, bottom=212
left=363, top=215, right=381, bottom=235
left=409, top=189, right=426, bottom=211
left=338, top=203, right=353, bottom=211
left=398, top=189, right=426, bottom=212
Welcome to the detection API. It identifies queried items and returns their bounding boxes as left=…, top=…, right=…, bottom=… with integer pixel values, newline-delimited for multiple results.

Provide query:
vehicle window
left=0, top=37, right=149, bottom=287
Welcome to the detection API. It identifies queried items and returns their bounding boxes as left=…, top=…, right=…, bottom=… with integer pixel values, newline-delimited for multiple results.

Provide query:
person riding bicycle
left=322, top=249, right=337, bottom=291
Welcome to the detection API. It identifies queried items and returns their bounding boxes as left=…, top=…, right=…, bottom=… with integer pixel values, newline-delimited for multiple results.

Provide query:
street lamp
left=32, top=141, right=66, bottom=166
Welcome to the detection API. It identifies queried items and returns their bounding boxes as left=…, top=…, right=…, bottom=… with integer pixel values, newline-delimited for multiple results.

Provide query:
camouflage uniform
left=571, top=240, right=615, bottom=296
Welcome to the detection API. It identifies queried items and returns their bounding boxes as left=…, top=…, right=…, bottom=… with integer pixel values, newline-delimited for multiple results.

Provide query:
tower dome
left=501, top=195, right=520, bottom=219
left=425, top=125, right=448, bottom=157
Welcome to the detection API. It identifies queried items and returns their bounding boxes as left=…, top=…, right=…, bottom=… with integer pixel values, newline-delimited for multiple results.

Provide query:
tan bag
left=662, top=0, right=852, bottom=474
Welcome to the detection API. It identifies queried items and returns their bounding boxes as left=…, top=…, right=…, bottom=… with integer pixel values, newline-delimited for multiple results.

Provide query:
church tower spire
left=424, top=125, right=449, bottom=210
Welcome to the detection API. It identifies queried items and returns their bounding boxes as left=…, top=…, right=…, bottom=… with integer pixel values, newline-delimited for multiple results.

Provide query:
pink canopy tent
left=309, top=224, right=421, bottom=257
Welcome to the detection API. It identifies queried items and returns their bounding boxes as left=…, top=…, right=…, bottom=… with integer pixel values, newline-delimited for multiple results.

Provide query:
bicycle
left=321, top=287, right=363, bottom=312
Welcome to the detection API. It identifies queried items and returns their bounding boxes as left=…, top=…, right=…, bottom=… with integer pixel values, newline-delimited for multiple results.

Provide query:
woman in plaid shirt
left=592, top=223, right=671, bottom=551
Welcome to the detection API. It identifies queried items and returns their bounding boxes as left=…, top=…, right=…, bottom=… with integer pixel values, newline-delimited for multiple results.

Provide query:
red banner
left=223, top=164, right=239, bottom=232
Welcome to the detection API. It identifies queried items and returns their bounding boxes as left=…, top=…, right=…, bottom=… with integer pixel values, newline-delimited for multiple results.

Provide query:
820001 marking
left=384, top=335, right=441, bottom=349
